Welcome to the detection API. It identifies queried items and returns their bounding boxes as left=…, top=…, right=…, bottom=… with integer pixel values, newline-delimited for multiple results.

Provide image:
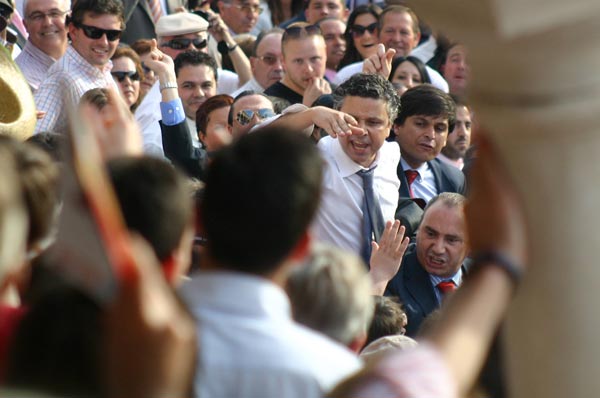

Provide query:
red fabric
left=0, top=305, right=27, bottom=381
left=436, top=281, right=457, bottom=295
left=404, top=170, right=419, bottom=198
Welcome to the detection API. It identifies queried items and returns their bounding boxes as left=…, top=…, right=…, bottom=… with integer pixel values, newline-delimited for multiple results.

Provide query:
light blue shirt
left=429, top=268, right=463, bottom=305
left=159, top=97, right=185, bottom=126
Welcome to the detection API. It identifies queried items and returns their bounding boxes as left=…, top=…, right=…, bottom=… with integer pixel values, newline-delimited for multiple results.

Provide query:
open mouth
left=40, top=30, right=60, bottom=37
left=92, top=48, right=108, bottom=55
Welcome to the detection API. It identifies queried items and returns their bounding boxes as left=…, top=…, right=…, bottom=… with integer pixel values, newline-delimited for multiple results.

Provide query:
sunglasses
left=350, top=22, right=377, bottom=38
left=161, top=38, right=207, bottom=50
left=73, top=21, right=122, bottom=41
left=257, top=54, right=282, bottom=66
left=141, top=62, right=151, bottom=74
left=283, top=24, right=321, bottom=41
left=236, top=108, right=275, bottom=125
left=111, top=71, right=140, bottom=82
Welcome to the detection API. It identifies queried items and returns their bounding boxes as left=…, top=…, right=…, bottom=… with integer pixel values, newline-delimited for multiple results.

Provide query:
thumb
left=150, top=38, right=158, bottom=52
left=371, top=241, right=379, bottom=253
left=386, top=49, right=396, bottom=63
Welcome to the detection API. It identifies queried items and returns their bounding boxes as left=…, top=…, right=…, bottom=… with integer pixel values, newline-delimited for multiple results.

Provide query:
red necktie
left=437, top=280, right=456, bottom=296
left=404, top=170, right=419, bottom=198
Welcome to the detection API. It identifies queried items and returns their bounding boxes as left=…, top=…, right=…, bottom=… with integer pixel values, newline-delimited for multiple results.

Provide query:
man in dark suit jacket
left=393, top=84, right=466, bottom=204
left=385, top=192, right=469, bottom=337
left=120, top=0, right=186, bottom=44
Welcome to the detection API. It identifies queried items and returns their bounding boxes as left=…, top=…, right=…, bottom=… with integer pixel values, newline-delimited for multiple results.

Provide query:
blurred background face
left=23, top=0, right=69, bottom=58
left=199, top=106, right=232, bottom=152
left=351, top=13, right=378, bottom=59
left=251, top=32, right=284, bottom=89
left=391, top=60, right=422, bottom=90
left=137, top=52, right=157, bottom=99
left=320, top=19, right=346, bottom=70
left=443, top=44, right=469, bottom=96
left=305, top=0, right=346, bottom=24
left=111, top=56, right=140, bottom=109
left=218, top=0, right=261, bottom=34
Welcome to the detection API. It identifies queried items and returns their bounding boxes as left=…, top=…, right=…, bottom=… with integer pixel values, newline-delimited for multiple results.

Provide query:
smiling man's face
left=23, top=0, right=69, bottom=58
left=394, top=114, right=449, bottom=169
left=69, top=12, right=121, bottom=69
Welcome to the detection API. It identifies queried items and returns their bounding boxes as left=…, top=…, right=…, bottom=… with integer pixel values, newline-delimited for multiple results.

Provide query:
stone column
left=413, top=2, right=600, bottom=396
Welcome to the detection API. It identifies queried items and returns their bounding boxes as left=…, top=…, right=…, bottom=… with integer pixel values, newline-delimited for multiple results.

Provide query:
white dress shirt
left=231, top=76, right=264, bottom=98
left=401, top=158, right=437, bottom=203
left=179, top=271, right=361, bottom=398
left=311, top=137, right=401, bottom=255
left=34, top=46, right=116, bottom=134
left=15, top=40, right=57, bottom=92
left=333, top=60, right=449, bottom=93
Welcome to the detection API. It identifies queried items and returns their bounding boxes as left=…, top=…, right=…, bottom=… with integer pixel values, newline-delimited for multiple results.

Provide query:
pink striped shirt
left=34, top=45, right=116, bottom=134
left=15, top=41, right=56, bottom=92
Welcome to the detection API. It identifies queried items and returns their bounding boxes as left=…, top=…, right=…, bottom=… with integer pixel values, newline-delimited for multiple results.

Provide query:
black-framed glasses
left=350, top=22, right=377, bottom=38
left=160, top=38, right=207, bottom=50
left=283, top=24, right=321, bottom=41
left=111, top=71, right=140, bottom=82
left=27, top=9, right=68, bottom=22
left=236, top=108, right=275, bottom=125
left=72, top=21, right=122, bottom=41
left=257, top=54, right=282, bottom=66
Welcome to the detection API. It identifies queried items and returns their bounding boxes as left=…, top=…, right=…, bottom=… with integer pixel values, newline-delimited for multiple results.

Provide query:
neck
left=280, top=76, right=304, bottom=96
left=44, top=41, right=68, bottom=60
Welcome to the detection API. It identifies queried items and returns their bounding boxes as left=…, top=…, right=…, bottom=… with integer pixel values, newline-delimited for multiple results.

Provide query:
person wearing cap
left=33, top=0, right=123, bottom=134
left=15, top=0, right=70, bottom=92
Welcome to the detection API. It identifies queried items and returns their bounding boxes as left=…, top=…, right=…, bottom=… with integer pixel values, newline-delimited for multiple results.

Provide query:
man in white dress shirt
left=180, top=127, right=360, bottom=398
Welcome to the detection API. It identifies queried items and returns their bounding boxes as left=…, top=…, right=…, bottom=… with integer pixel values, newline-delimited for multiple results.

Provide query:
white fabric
left=251, top=0, right=272, bottom=36
left=15, top=41, right=57, bottom=92
left=410, top=35, right=438, bottom=64
left=401, top=158, right=437, bottom=203
left=333, top=60, right=449, bottom=93
left=186, top=117, right=201, bottom=148
left=180, top=271, right=361, bottom=398
left=217, top=68, right=240, bottom=95
left=135, top=81, right=165, bottom=157
left=231, top=76, right=265, bottom=98
left=311, top=137, right=401, bottom=255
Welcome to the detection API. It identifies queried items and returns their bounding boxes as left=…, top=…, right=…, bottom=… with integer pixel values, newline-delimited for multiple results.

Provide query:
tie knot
left=404, top=170, right=419, bottom=185
left=437, top=280, right=456, bottom=295
left=357, top=168, right=375, bottom=183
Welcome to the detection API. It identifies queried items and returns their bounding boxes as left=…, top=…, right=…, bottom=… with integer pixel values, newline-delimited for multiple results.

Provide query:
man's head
left=250, top=28, right=284, bottom=89
left=228, top=91, right=274, bottom=139
left=304, top=0, right=348, bottom=25
left=0, top=0, right=13, bottom=33
left=333, top=73, right=400, bottom=168
left=441, top=43, right=469, bottom=97
left=174, top=50, right=218, bottom=120
left=378, top=5, right=420, bottom=58
left=68, top=0, right=124, bottom=69
left=416, top=192, right=468, bottom=278
left=393, top=84, right=456, bottom=169
left=317, top=17, right=346, bottom=71
left=286, top=243, right=374, bottom=351
left=281, top=23, right=327, bottom=95
left=108, top=156, right=194, bottom=285
left=156, top=12, right=209, bottom=59
left=217, top=0, right=261, bottom=34
left=201, top=127, right=322, bottom=276
left=23, top=0, right=70, bottom=59
left=442, top=99, right=472, bottom=161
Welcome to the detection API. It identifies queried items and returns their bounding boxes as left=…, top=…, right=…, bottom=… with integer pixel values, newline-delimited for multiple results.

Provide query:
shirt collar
left=429, top=268, right=463, bottom=287
left=400, top=157, right=429, bottom=180
left=66, top=45, right=113, bottom=76
left=23, top=40, right=58, bottom=64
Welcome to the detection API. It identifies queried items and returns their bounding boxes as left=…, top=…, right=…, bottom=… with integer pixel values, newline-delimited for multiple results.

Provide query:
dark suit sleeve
left=160, top=120, right=207, bottom=180
left=431, top=158, right=467, bottom=195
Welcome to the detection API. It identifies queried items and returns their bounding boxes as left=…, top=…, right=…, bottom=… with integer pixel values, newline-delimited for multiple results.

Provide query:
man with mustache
left=439, top=98, right=472, bottom=170
left=384, top=192, right=469, bottom=336
left=393, top=84, right=466, bottom=204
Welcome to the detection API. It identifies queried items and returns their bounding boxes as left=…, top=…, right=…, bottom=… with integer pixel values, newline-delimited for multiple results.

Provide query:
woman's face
left=352, top=13, right=379, bottom=59
left=391, top=60, right=423, bottom=90
left=111, top=57, right=140, bottom=109
left=200, top=106, right=232, bottom=152
left=138, top=52, right=158, bottom=99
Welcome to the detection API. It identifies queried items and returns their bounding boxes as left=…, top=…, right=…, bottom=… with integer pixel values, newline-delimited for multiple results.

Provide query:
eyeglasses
left=27, top=9, right=68, bottom=22
left=283, top=24, right=321, bottom=41
left=111, top=71, right=140, bottom=82
left=72, top=21, right=122, bottom=41
left=257, top=54, right=282, bottom=66
left=350, top=22, right=378, bottom=38
left=236, top=108, right=275, bottom=125
left=160, top=38, right=207, bottom=50
left=227, top=2, right=263, bottom=15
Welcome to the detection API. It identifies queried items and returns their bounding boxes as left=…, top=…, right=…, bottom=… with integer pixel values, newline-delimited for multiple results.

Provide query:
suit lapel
left=397, top=160, right=410, bottom=198
left=429, top=159, right=443, bottom=195
left=404, top=252, right=438, bottom=316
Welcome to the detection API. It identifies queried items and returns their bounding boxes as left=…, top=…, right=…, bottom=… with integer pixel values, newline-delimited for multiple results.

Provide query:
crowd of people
left=0, top=0, right=528, bottom=397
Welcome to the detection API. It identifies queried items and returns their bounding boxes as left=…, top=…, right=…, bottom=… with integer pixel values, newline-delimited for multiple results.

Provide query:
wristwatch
left=218, top=40, right=239, bottom=54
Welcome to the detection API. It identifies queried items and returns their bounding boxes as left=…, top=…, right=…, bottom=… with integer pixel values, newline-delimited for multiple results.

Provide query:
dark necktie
left=404, top=169, right=419, bottom=198
left=357, top=168, right=385, bottom=266
left=437, top=280, right=457, bottom=296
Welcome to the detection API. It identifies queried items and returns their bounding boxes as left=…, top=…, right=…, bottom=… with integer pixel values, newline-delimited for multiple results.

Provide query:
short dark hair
left=201, top=127, right=322, bottom=275
left=333, top=73, right=401, bottom=123
left=69, top=0, right=124, bottom=28
left=108, top=156, right=193, bottom=263
left=366, top=296, right=407, bottom=347
left=388, top=56, right=431, bottom=85
left=196, top=94, right=234, bottom=135
left=394, top=84, right=456, bottom=131
left=174, top=50, right=218, bottom=81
